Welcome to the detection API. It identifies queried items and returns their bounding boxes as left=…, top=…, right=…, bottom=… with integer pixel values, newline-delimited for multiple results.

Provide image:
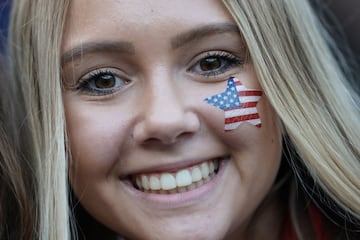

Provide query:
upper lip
left=119, top=154, right=228, bottom=179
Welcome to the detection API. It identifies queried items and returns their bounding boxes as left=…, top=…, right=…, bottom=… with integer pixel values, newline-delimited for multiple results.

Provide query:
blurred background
left=325, top=0, right=360, bottom=63
left=0, top=0, right=10, bottom=52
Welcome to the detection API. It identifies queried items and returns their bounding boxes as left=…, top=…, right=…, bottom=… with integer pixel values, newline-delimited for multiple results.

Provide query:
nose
left=133, top=79, right=200, bottom=145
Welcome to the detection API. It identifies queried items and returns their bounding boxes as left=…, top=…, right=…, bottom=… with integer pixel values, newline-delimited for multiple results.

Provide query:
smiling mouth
left=130, top=158, right=221, bottom=194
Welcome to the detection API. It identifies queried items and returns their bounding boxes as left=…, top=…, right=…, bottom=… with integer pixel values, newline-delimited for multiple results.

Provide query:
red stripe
left=238, top=90, right=262, bottom=96
left=234, top=80, right=242, bottom=86
left=224, top=113, right=260, bottom=124
left=241, top=102, right=258, bottom=108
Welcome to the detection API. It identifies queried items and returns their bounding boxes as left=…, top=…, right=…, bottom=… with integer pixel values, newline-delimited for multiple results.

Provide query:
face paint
left=204, top=77, right=262, bottom=131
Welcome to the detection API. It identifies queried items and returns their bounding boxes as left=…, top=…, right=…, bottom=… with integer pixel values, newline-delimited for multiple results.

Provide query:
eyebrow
left=171, top=23, right=240, bottom=49
left=61, top=23, right=240, bottom=64
left=61, top=41, right=135, bottom=64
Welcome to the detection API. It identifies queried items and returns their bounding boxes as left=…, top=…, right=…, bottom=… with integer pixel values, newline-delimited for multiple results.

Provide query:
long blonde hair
left=9, top=0, right=71, bottom=239
left=0, top=54, right=36, bottom=239
left=223, top=0, right=360, bottom=237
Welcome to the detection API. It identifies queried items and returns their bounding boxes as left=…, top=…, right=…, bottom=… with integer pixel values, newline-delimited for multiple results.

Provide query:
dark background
left=325, top=0, right=360, bottom=63
left=0, top=0, right=10, bottom=52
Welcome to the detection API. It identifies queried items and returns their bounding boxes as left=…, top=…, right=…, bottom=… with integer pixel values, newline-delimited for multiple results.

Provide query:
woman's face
left=62, top=0, right=282, bottom=239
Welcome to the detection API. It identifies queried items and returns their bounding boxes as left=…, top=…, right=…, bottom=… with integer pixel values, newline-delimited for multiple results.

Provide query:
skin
left=61, top=0, right=283, bottom=239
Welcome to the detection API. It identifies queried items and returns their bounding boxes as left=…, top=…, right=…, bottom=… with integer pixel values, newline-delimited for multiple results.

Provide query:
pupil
left=95, top=74, right=115, bottom=89
left=200, top=57, right=221, bottom=71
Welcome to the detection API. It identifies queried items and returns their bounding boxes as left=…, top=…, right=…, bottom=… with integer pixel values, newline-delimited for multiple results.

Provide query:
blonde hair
left=223, top=0, right=360, bottom=237
left=0, top=55, right=36, bottom=239
left=9, top=0, right=71, bottom=239
left=9, top=0, right=359, bottom=239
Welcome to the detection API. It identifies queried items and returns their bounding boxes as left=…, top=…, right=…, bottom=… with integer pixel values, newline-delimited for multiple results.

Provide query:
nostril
left=144, top=137, right=174, bottom=145
left=132, top=111, right=200, bottom=145
left=143, top=131, right=194, bottom=146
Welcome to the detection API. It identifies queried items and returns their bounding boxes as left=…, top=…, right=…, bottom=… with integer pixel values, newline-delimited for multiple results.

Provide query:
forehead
left=62, top=0, right=235, bottom=52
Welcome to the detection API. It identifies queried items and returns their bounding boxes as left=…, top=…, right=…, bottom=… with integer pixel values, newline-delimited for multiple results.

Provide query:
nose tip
left=133, top=110, right=200, bottom=145
left=132, top=74, right=201, bottom=145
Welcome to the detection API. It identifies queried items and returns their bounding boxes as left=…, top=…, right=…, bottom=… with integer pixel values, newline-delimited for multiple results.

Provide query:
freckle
left=271, top=139, right=274, bottom=143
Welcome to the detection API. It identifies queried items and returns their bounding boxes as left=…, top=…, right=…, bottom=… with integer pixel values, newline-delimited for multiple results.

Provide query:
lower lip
left=121, top=158, right=229, bottom=209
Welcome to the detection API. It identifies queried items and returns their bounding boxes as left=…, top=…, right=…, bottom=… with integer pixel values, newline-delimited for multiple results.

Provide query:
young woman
left=8, top=0, right=360, bottom=239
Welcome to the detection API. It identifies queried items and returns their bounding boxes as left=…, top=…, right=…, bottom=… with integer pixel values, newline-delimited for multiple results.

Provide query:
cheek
left=201, top=91, right=282, bottom=182
left=64, top=101, right=130, bottom=185
left=230, top=98, right=282, bottom=184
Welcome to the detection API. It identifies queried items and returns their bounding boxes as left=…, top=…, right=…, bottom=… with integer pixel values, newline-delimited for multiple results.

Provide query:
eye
left=93, top=73, right=117, bottom=89
left=76, top=68, right=130, bottom=95
left=189, top=51, right=244, bottom=77
left=199, top=56, right=222, bottom=71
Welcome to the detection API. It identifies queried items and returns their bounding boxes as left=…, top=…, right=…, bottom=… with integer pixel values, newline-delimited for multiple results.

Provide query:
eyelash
left=75, top=69, right=129, bottom=96
left=188, top=51, right=244, bottom=78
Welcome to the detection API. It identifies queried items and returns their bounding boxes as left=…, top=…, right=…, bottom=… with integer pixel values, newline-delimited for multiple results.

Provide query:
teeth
left=191, top=167, right=202, bottom=182
left=196, top=180, right=204, bottom=187
left=209, top=161, right=214, bottom=173
left=149, top=176, right=161, bottom=190
left=160, top=173, right=177, bottom=190
left=176, top=169, right=192, bottom=187
left=141, top=175, right=150, bottom=190
left=134, top=159, right=220, bottom=193
left=200, top=162, right=209, bottom=179
left=187, top=183, right=196, bottom=191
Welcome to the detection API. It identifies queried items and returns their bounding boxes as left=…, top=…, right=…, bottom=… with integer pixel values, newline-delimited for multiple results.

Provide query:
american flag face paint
left=204, top=77, right=262, bottom=131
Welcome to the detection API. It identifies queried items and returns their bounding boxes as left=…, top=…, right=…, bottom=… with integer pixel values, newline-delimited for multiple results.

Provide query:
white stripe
left=225, top=107, right=258, bottom=118
left=239, top=95, right=261, bottom=103
left=246, top=118, right=261, bottom=126
left=224, top=118, right=261, bottom=131
left=235, top=85, right=246, bottom=92
left=224, top=122, right=241, bottom=131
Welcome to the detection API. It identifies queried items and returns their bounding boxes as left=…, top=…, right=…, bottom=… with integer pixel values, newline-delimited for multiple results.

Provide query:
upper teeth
left=134, top=159, right=219, bottom=191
